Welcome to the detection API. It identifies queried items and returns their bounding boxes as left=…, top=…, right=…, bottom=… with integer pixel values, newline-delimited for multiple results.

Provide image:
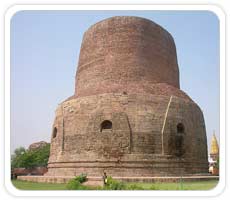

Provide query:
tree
left=11, top=144, right=50, bottom=170
left=11, top=147, right=26, bottom=169
left=13, top=147, right=26, bottom=156
left=31, top=143, right=50, bottom=167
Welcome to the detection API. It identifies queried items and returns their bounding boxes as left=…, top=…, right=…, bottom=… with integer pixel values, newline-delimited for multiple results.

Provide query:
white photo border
left=5, top=4, right=226, bottom=197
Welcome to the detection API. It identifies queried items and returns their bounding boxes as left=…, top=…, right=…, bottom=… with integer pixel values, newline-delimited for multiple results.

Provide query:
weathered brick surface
left=75, top=16, right=180, bottom=98
left=46, top=16, right=208, bottom=178
left=47, top=93, right=208, bottom=177
left=12, top=167, right=48, bottom=176
left=28, top=141, right=48, bottom=151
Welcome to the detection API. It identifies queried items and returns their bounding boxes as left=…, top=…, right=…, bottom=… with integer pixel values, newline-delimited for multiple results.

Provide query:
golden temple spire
left=210, top=131, right=219, bottom=155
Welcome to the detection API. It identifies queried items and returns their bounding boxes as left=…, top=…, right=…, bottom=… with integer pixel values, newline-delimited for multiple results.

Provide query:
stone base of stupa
left=17, top=175, right=219, bottom=187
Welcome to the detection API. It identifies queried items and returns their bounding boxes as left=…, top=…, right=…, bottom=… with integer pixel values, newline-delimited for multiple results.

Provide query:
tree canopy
left=11, top=143, right=50, bottom=169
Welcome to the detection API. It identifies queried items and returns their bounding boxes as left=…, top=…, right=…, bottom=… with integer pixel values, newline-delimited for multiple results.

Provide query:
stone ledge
left=17, top=175, right=219, bottom=185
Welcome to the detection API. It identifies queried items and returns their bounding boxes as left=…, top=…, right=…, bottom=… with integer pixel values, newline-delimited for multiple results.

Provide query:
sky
left=10, top=10, right=220, bottom=155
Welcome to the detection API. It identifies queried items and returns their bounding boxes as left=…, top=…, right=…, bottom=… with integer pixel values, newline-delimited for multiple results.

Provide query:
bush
left=66, top=179, right=81, bottom=190
left=75, top=173, right=87, bottom=183
left=66, top=173, right=88, bottom=190
left=104, top=176, right=126, bottom=190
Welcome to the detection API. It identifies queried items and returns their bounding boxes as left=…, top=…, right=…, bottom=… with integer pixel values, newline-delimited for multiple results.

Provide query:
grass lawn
left=12, top=179, right=218, bottom=190
left=125, top=180, right=218, bottom=190
left=12, top=180, right=67, bottom=190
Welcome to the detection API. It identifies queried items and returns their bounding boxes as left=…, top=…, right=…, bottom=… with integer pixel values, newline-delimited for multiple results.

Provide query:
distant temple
left=209, top=132, right=219, bottom=174
left=210, top=133, right=219, bottom=161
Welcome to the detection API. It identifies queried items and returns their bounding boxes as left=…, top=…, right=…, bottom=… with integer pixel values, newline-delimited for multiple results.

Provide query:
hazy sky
left=10, top=10, right=220, bottom=154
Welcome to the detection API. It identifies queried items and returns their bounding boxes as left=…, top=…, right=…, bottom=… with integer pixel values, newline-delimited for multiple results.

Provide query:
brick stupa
left=46, top=16, right=208, bottom=177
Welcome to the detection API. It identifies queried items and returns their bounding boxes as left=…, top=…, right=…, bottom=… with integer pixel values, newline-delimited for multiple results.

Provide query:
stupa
left=46, top=16, right=208, bottom=177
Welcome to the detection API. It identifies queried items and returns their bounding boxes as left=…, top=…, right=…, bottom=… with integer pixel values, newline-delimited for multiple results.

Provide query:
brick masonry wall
left=47, top=93, right=208, bottom=177
left=75, top=16, right=180, bottom=98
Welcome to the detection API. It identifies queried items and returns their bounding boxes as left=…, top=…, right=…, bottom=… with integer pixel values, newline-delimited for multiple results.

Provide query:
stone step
left=17, top=175, right=219, bottom=185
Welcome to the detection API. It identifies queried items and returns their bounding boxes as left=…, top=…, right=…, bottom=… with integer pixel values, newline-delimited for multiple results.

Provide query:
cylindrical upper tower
left=75, top=16, right=180, bottom=97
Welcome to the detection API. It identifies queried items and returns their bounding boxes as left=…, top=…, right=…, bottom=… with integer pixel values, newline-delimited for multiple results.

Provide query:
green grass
left=125, top=180, right=218, bottom=190
left=12, top=180, right=67, bottom=190
left=12, top=179, right=218, bottom=190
